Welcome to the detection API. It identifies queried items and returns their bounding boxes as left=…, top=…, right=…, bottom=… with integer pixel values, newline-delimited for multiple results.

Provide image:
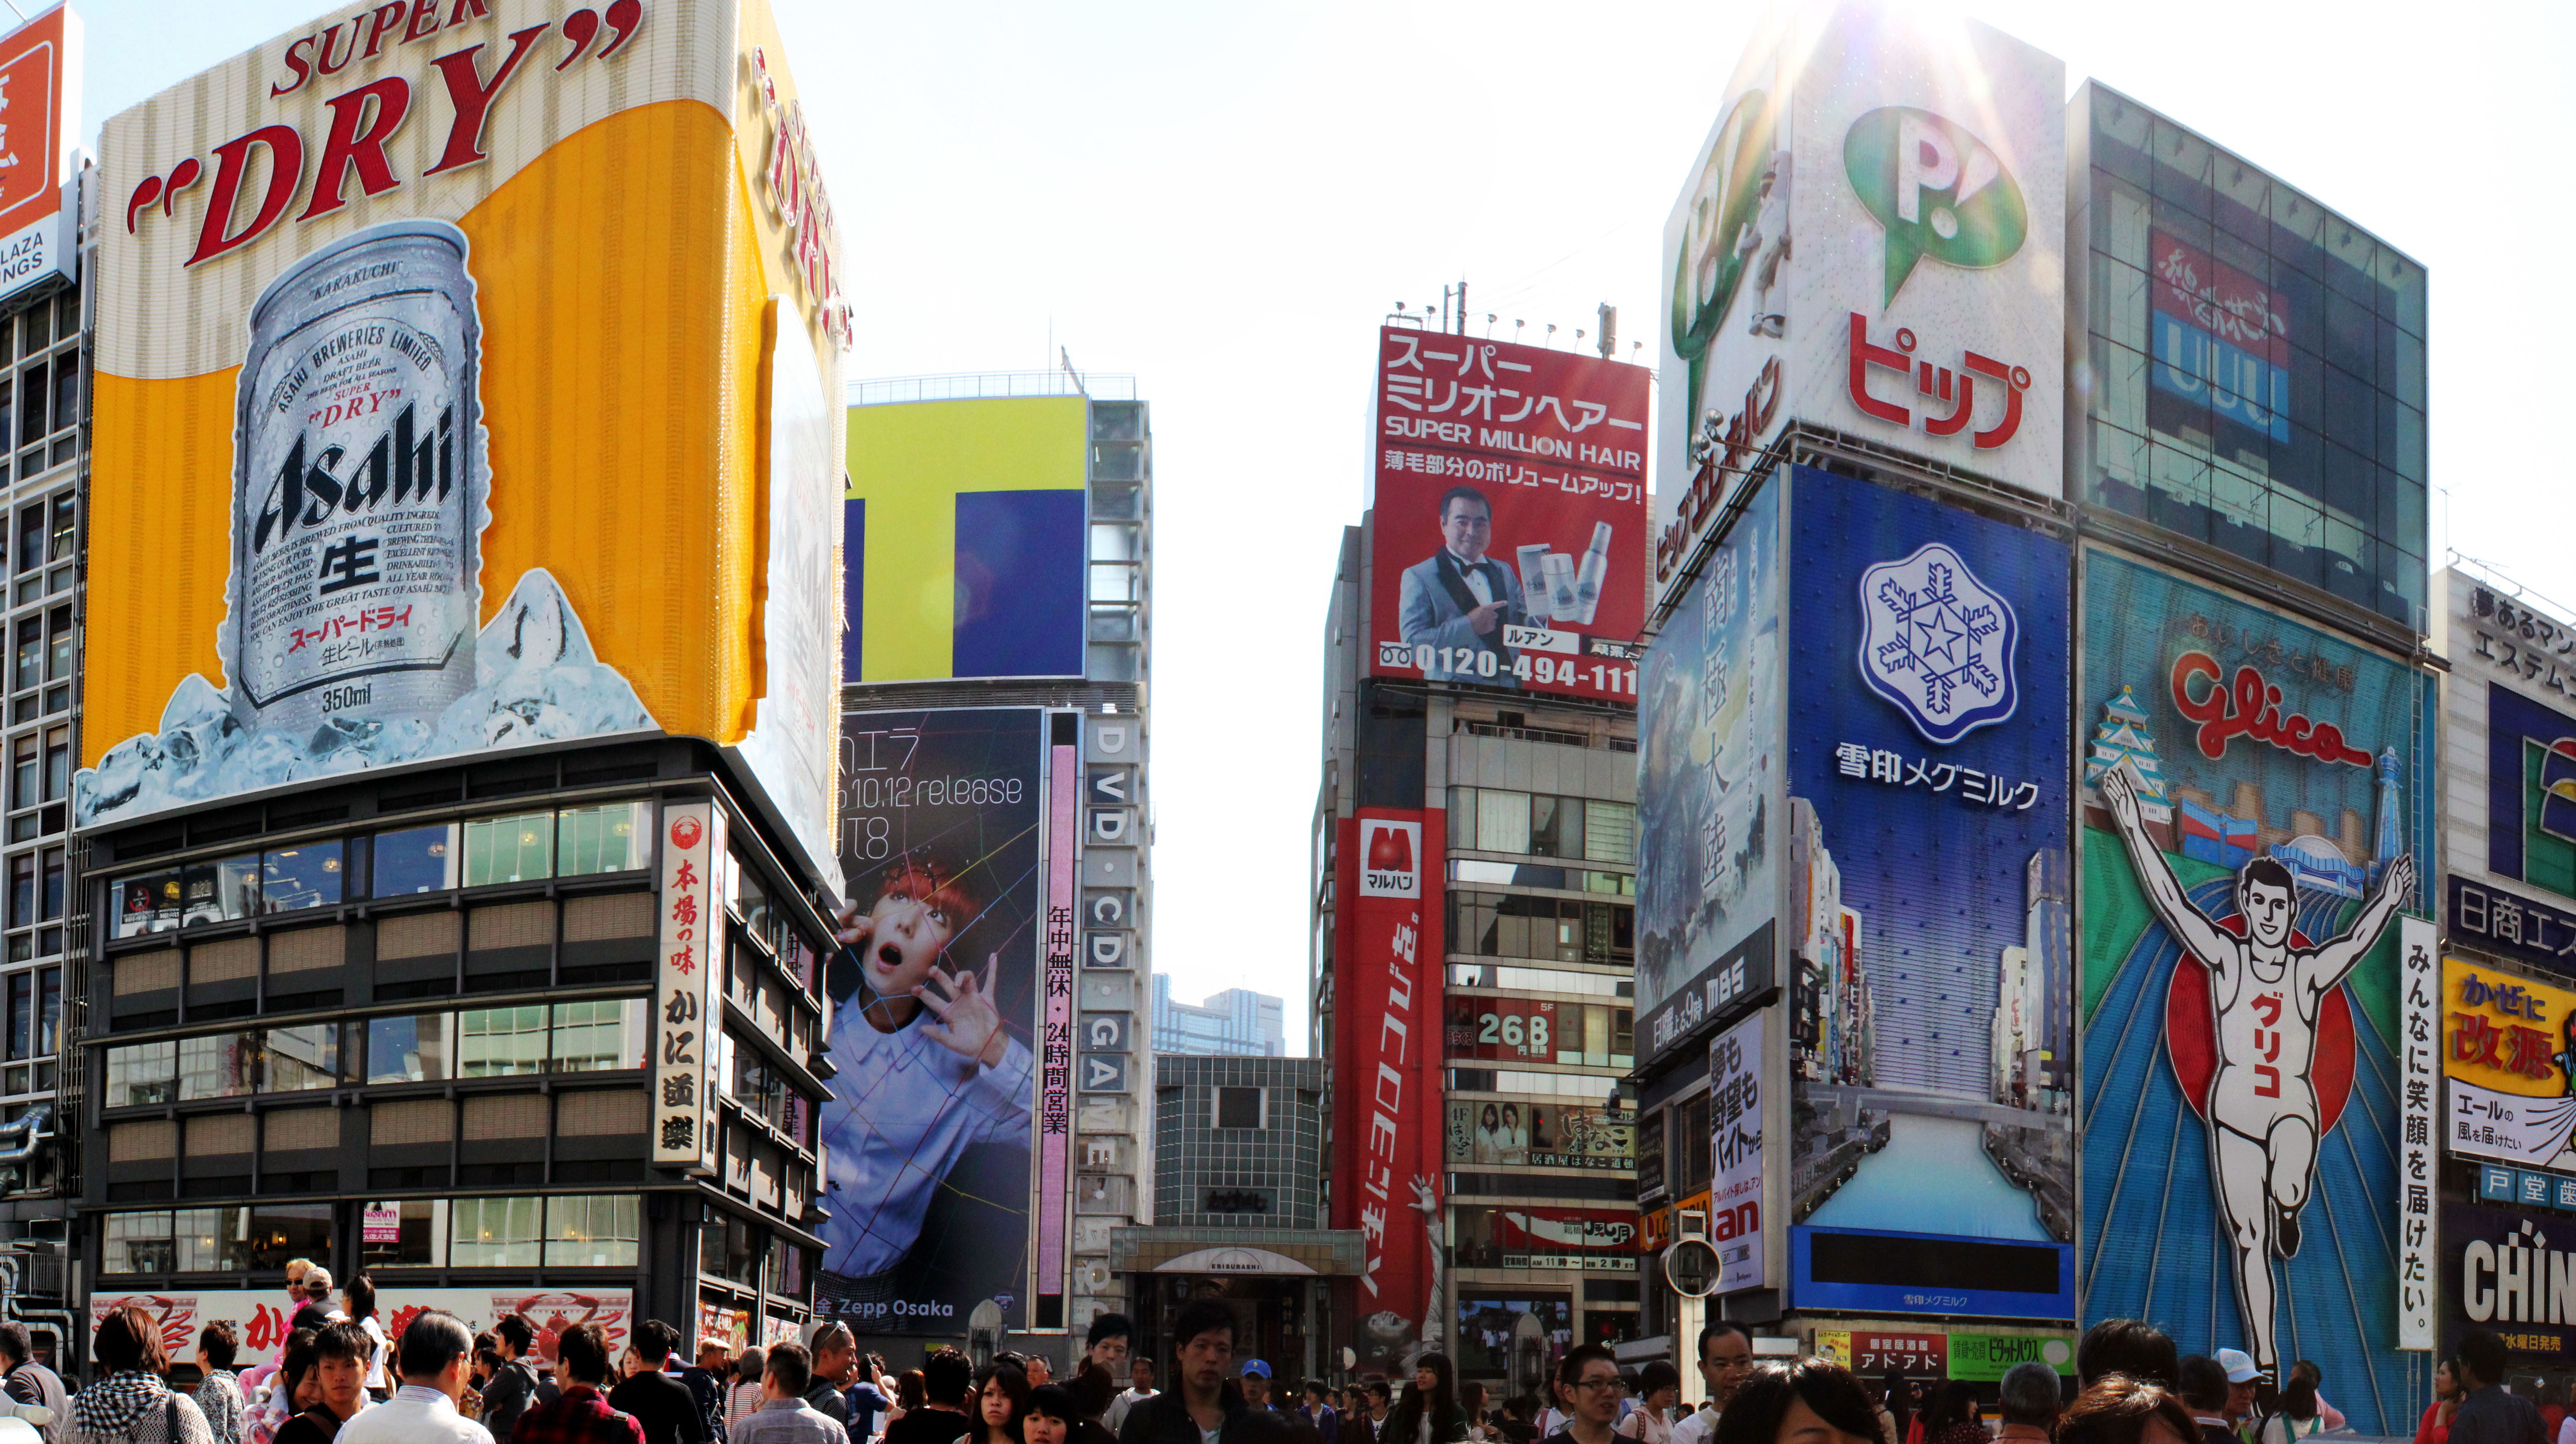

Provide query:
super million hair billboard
left=80, top=0, right=849, bottom=884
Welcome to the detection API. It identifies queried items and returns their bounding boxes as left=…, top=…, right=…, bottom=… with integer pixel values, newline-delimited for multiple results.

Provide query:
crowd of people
left=31, top=1283, right=2543, bottom=1444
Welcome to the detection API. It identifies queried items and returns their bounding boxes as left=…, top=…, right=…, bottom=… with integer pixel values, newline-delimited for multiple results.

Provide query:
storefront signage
left=652, top=801, right=721, bottom=1173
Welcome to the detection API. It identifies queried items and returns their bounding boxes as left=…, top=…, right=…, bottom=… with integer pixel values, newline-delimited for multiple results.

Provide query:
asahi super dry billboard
left=80, top=0, right=847, bottom=886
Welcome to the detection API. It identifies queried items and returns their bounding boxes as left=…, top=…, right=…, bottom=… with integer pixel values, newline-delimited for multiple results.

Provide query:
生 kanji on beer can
left=226, top=218, right=488, bottom=747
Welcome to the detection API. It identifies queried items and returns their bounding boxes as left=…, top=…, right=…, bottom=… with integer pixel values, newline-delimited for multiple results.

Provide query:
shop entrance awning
left=1108, top=1227, right=1368, bottom=1277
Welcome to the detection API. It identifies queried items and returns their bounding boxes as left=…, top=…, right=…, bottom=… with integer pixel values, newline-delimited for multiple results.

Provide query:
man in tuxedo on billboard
left=1397, top=486, right=1526, bottom=686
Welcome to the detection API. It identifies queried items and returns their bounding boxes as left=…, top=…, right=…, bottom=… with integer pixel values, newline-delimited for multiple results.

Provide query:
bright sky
left=73, top=0, right=2576, bottom=1055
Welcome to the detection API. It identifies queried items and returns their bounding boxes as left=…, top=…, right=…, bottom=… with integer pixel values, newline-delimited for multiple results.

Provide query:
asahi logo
left=251, top=401, right=455, bottom=555
left=1359, top=819, right=1420, bottom=899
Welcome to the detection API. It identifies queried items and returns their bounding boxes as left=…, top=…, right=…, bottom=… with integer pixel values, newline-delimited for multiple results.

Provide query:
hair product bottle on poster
left=1543, top=553, right=1580, bottom=621
left=1572, top=521, right=1613, bottom=626
left=226, top=220, right=489, bottom=741
left=1516, top=544, right=1553, bottom=611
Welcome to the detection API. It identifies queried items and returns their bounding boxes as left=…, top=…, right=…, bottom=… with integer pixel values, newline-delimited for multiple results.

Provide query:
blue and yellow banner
left=844, top=397, right=1087, bottom=683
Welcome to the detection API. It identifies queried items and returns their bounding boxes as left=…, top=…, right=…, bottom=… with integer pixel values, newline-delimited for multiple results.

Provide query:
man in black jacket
left=1118, top=1301, right=1289, bottom=1444
left=610, top=1321, right=711, bottom=1444
left=483, top=1316, right=545, bottom=1444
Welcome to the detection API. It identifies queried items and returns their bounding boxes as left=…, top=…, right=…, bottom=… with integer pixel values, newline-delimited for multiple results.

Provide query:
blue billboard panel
left=2078, top=550, right=2435, bottom=1429
left=1636, top=480, right=1782, bottom=1063
left=1783, top=466, right=2075, bottom=1313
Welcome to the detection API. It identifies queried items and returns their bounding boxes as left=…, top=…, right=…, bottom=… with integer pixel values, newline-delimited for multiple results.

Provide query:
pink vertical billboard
left=1333, top=807, right=1449, bottom=1371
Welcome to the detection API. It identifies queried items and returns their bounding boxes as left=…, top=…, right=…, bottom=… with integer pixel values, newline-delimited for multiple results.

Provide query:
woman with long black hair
left=1385, top=1355, right=1469, bottom=1444
left=976, top=1361, right=1034, bottom=1444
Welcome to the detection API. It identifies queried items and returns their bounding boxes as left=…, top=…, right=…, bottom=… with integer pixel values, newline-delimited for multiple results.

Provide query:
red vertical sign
left=1332, top=806, right=1446, bottom=1371
left=1036, top=738, right=1078, bottom=1306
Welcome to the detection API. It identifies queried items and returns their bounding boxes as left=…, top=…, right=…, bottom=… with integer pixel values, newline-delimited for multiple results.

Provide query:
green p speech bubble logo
left=1843, top=106, right=2026, bottom=306
left=1669, top=89, right=1778, bottom=426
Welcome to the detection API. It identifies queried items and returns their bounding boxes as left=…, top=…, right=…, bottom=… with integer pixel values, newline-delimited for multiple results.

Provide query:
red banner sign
left=1368, top=327, right=1649, bottom=701
left=1333, top=808, right=1447, bottom=1372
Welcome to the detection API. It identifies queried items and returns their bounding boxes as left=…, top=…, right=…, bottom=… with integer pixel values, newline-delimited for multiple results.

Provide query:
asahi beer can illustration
left=227, top=220, right=487, bottom=742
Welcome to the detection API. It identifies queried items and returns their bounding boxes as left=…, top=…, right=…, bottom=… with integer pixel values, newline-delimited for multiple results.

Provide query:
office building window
left=1213, top=1086, right=1264, bottom=1130
left=365, top=1014, right=454, bottom=1084
left=459, top=1007, right=550, bottom=1077
left=464, top=813, right=554, bottom=887
left=372, top=824, right=458, bottom=896
left=261, top=842, right=343, bottom=914
left=451, top=1197, right=544, bottom=1268
left=556, top=802, right=650, bottom=878
left=551, top=1000, right=645, bottom=1073
left=545, top=1195, right=640, bottom=1266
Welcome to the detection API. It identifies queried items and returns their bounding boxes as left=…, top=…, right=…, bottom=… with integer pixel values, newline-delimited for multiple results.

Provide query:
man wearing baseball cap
left=2212, top=1351, right=2263, bottom=1444
left=1240, top=1363, right=1286, bottom=1419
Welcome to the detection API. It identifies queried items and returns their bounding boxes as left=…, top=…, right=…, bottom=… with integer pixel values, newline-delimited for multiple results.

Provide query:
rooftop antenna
left=1514, top=319, right=1525, bottom=342
left=1597, top=303, right=1618, bottom=361
left=1545, top=323, right=1558, bottom=348
left=1485, top=313, right=1497, bottom=339
left=1059, top=345, right=1088, bottom=398
left=1454, top=280, right=1468, bottom=335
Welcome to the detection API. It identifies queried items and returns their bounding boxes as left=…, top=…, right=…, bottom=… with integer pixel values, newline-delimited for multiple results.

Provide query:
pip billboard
left=819, top=708, right=1043, bottom=1333
left=1368, top=327, right=1651, bottom=702
left=78, top=0, right=848, bottom=884
left=2079, top=550, right=2434, bottom=1425
left=1332, top=806, right=1447, bottom=1373
left=1635, top=480, right=1780, bottom=1065
left=844, top=397, right=1088, bottom=684
left=1781, top=466, right=2073, bottom=1321
left=1656, top=3, right=2065, bottom=600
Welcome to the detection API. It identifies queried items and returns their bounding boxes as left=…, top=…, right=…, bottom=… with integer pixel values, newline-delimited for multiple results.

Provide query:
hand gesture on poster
left=916, top=954, right=1009, bottom=1067
left=1469, top=600, right=1505, bottom=636
left=2101, top=764, right=2141, bottom=832
left=831, top=898, right=874, bottom=950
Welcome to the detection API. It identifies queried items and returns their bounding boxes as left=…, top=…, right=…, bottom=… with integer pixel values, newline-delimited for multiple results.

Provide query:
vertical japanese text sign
left=654, top=800, right=723, bottom=1173
left=1036, top=734, right=1080, bottom=1307
left=1710, top=1013, right=1766, bottom=1291
left=1332, top=807, right=1447, bottom=1367
left=2398, top=914, right=2437, bottom=1349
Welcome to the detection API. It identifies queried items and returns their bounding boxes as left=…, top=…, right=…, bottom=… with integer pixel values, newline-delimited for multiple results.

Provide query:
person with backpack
left=68, top=1305, right=215, bottom=1444
left=2259, top=1378, right=2327, bottom=1444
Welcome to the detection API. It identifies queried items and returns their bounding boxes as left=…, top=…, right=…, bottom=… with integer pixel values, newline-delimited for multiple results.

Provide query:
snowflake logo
left=1855, top=541, right=2019, bottom=745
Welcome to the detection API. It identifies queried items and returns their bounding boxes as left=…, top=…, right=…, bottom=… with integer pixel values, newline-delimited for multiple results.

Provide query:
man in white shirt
left=337, top=1310, right=492, bottom=1444
left=1106, top=1360, right=1158, bottom=1434
left=1667, top=1323, right=1754, bottom=1444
